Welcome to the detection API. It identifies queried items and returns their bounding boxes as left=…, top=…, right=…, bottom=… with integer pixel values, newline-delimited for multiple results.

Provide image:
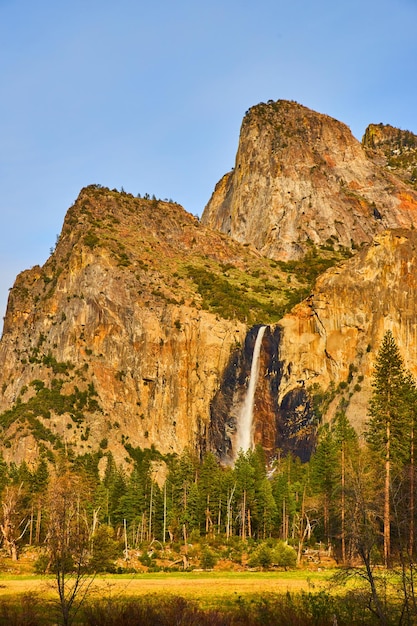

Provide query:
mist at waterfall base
left=234, top=325, right=267, bottom=458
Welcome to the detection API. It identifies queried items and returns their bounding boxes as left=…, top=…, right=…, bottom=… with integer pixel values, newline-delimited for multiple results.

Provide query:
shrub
left=200, top=548, right=217, bottom=570
left=248, top=541, right=297, bottom=570
left=84, top=231, right=99, bottom=249
left=274, top=541, right=297, bottom=569
left=248, top=543, right=273, bottom=569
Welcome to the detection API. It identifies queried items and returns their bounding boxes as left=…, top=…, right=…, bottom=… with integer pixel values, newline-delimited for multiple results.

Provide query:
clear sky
left=1, top=0, right=417, bottom=326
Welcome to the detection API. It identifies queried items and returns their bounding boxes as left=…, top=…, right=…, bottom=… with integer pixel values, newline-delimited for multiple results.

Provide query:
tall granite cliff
left=2, top=100, right=417, bottom=468
left=208, top=229, right=417, bottom=460
left=0, top=186, right=312, bottom=466
left=202, top=100, right=417, bottom=260
left=275, top=228, right=417, bottom=433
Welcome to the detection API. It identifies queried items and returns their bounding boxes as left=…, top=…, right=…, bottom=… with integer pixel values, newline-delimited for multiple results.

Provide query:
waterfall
left=235, top=325, right=267, bottom=455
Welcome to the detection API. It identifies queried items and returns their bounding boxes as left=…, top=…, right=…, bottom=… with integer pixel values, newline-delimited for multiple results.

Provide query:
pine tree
left=198, top=452, right=221, bottom=536
left=390, top=371, right=417, bottom=559
left=310, top=423, right=338, bottom=546
left=234, top=450, right=256, bottom=540
left=333, top=411, right=358, bottom=563
left=366, top=330, right=410, bottom=566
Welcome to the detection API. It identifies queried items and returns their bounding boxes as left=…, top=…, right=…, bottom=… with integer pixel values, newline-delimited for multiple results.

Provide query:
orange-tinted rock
left=202, top=100, right=417, bottom=260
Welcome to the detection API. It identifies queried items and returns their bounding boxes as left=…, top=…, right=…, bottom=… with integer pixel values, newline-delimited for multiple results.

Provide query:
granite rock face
left=202, top=100, right=417, bottom=260
left=362, top=123, right=417, bottom=189
left=209, top=230, right=417, bottom=456
left=0, top=187, right=247, bottom=465
left=2, top=101, right=417, bottom=468
left=274, top=229, right=417, bottom=432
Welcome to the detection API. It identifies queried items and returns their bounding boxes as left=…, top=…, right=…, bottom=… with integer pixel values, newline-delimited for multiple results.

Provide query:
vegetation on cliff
left=0, top=184, right=354, bottom=463
left=363, top=123, right=417, bottom=188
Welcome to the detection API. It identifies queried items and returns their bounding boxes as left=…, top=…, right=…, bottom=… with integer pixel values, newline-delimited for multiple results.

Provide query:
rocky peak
left=3, top=102, right=417, bottom=470
left=362, top=123, right=417, bottom=189
left=202, top=100, right=417, bottom=260
left=0, top=185, right=324, bottom=467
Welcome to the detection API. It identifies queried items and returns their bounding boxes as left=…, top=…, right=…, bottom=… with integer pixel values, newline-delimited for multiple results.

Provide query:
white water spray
left=235, top=325, right=267, bottom=454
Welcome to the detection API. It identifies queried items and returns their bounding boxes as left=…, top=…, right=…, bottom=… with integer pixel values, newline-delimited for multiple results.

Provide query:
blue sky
left=1, top=0, right=417, bottom=325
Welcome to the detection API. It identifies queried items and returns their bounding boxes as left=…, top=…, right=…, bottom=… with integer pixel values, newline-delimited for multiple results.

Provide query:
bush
left=200, top=548, right=217, bottom=570
left=274, top=541, right=297, bottom=569
left=0, top=594, right=43, bottom=626
left=89, top=526, right=121, bottom=573
left=82, top=596, right=226, bottom=626
left=248, top=543, right=273, bottom=569
left=84, top=231, right=99, bottom=249
left=248, top=541, right=297, bottom=570
left=34, top=552, right=49, bottom=574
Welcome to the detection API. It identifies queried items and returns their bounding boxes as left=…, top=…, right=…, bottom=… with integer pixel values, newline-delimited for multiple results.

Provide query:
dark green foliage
left=89, top=526, right=122, bottom=573
left=309, top=424, right=339, bottom=543
left=275, top=247, right=352, bottom=284
left=247, top=542, right=273, bottom=569
left=185, top=265, right=281, bottom=323
left=366, top=330, right=411, bottom=464
left=27, top=416, right=62, bottom=447
left=116, top=251, right=131, bottom=267
left=72, top=452, right=101, bottom=488
left=200, top=547, right=217, bottom=569
left=248, top=540, right=297, bottom=569
left=0, top=380, right=101, bottom=431
left=274, top=541, right=297, bottom=568
left=41, top=354, right=74, bottom=375
left=84, top=231, right=100, bottom=249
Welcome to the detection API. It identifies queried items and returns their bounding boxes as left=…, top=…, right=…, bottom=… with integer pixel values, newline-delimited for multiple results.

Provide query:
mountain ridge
left=1, top=100, right=417, bottom=467
left=0, top=184, right=328, bottom=466
left=202, top=99, right=417, bottom=260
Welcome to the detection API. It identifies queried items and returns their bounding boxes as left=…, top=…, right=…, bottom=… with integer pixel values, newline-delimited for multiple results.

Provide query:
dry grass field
left=0, top=569, right=333, bottom=609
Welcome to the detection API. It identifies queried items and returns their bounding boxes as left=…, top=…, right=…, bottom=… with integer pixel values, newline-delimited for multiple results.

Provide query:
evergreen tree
left=389, top=371, right=417, bottom=560
left=403, top=373, right=417, bottom=556
left=332, top=411, right=359, bottom=562
left=366, top=330, right=411, bottom=566
left=234, top=450, right=256, bottom=540
left=103, top=461, right=127, bottom=529
left=165, top=450, right=199, bottom=541
left=310, top=423, right=338, bottom=546
left=271, top=452, right=305, bottom=541
left=29, top=459, right=50, bottom=545
left=197, top=452, right=221, bottom=536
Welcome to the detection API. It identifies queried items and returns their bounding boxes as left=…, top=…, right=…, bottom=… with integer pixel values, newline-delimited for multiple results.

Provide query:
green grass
left=98, top=569, right=332, bottom=580
left=0, top=568, right=410, bottom=625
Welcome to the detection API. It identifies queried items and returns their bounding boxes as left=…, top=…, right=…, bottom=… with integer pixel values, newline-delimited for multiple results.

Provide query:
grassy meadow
left=0, top=566, right=394, bottom=625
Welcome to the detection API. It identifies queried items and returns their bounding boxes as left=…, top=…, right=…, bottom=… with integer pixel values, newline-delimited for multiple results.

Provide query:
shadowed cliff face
left=202, top=100, right=417, bottom=261
left=208, top=325, right=316, bottom=463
